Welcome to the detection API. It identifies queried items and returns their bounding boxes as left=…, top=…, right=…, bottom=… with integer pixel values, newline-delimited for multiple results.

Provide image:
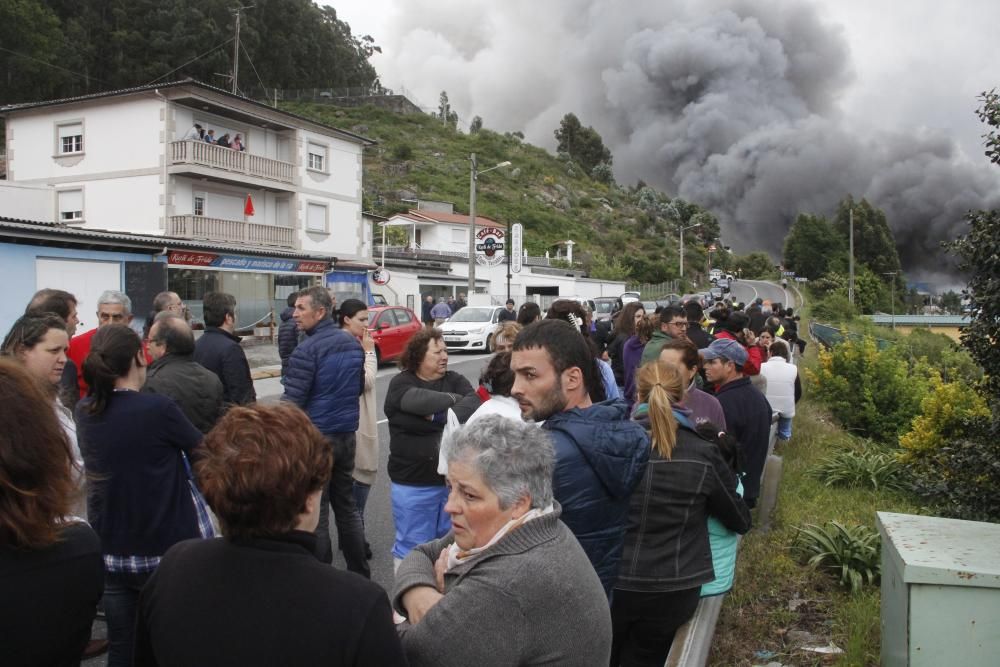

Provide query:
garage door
left=35, top=258, right=121, bottom=331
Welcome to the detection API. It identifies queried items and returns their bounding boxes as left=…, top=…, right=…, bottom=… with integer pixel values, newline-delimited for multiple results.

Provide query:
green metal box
left=877, top=512, right=1000, bottom=666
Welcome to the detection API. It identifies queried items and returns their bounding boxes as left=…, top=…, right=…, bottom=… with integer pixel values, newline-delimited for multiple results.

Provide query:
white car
left=441, top=306, right=505, bottom=352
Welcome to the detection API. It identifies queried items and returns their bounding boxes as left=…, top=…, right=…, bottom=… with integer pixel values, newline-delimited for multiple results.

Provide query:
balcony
left=168, top=141, right=295, bottom=185
left=167, top=215, right=294, bottom=248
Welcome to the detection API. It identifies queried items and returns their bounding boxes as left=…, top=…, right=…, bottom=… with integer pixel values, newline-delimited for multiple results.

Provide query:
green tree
left=0, top=0, right=75, bottom=103
left=469, top=115, right=483, bottom=133
left=733, top=252, right=777, bottom=279
left=588, top=253, right=631, bottom=281
left=554, top=112, right=612, bottom=174
left=438, top=91, right=451, bottom=125
left=833, top=196, right=902, bottom=276
left=938, top=290, right=962, bottom=314
left=783, top=213, right=845, bottom=280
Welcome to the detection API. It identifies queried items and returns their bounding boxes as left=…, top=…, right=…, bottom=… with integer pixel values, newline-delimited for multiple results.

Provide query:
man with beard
left=510, top=319, right=649, bottom=596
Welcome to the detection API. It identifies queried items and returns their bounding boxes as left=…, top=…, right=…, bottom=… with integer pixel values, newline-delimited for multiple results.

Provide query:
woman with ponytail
left=610, top=360, right=751, bottom=666
left=75, top=324, right=208, bottom=667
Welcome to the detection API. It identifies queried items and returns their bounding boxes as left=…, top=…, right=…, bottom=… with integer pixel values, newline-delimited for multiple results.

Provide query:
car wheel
left=486, top=334, right=494, bottom=353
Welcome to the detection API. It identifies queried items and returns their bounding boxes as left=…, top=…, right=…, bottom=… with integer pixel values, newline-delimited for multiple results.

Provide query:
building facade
left=1, top=79, right=375, bottom=327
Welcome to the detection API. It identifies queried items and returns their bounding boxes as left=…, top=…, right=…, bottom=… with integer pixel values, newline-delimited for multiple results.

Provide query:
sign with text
left=475, top=226, right=505, bottom=267
left=511, top=223, right=523, bottom=273
left=168, top=251, right=327, bottom=274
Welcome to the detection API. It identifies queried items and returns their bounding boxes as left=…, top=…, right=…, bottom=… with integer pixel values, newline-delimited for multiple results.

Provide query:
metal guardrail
left=665, top=413, right=782, bottom=666
left=809, top=321, right=894, bottom=351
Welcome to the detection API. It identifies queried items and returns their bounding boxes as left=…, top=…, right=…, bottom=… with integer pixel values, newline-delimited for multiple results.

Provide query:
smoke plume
left=373, top=0, right=1000, bottom=281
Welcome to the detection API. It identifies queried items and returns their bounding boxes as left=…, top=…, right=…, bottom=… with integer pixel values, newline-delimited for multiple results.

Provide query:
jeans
left=609, top=586, right=701, bottom=666
left=316, top=433, right=370, bottom=578
left=777, top=416, right=793, bottom=440
left=104, top=570, right=153, bottom=667
left=353, top=481, right=372, bottom=523
left=390, top=483, right=451, bottom=560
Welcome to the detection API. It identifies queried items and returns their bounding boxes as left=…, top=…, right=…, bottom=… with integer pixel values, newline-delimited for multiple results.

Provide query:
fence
left=810, top=321, right=894, bottom=351
left=626, top=280, right=682, bottom=300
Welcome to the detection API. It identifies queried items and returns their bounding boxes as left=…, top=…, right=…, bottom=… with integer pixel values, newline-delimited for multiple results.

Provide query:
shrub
left=908, top=426, right=1000, bottom=522
left=811, top=448, right=907, bottom=491
left=793, top=521, right=880, bottom=593
left=898, top=374, right=990, bottom=464
left=894, top=329, right=982, bottom=384
left=392, top=143, right=413, bottom=160
left=808, top=337, right=929, bottom=443
left=811, top=293, right=858, bottom=323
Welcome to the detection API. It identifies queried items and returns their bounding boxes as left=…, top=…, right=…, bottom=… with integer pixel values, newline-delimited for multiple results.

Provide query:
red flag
left=244, top=194, right=255, bottom=217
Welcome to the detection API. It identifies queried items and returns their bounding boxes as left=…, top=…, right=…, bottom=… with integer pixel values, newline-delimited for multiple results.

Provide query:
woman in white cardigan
left=759, top=340, right=800, bottom=441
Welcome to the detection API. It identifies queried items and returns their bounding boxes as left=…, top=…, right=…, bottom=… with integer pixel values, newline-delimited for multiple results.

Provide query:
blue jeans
left=777, top=416, right=793, bottom=440
left=390, top=483, right=451, bottom=560
left=104, top=570, right=153, bottom=667
left=353, top=481, right=372, bottom=524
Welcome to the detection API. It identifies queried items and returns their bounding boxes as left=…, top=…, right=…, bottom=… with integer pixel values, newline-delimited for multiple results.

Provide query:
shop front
left=166, top=250, right=328, bottom=330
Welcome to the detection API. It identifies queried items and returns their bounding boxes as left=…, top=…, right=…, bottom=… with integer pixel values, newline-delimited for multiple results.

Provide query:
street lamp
left=884, top=271, right=898, bottom=330
left=678, top=222, right=702, bottom=279
left=468, top=153, right=512, bottom=298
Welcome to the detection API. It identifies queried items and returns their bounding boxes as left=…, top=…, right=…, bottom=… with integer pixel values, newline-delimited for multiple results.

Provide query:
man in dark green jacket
left=639, top=305, right=688, bottom=366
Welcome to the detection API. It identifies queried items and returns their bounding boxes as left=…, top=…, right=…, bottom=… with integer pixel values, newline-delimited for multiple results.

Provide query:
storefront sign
left=511, top=223, right=523, bottom=273
left=475, top=226, right=505, bottom=267
left=168, top=250, right=327, bottom=274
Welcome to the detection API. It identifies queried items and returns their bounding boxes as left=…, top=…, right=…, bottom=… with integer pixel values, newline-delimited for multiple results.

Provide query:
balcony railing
left=167, top=215, right=294, bottom=248
left=169, top=141, right=295, bottom=184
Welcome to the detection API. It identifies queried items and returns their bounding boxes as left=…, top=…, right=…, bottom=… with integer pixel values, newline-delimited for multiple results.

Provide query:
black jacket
left=385, top=371, right=479, bottom=486
left=713, top=377, right=773, bottom=505
left=143, top=354, right=225, bottom=433
left=421, top=301, right=434, bottom=324
left=193, top=327, right=256, bottom=406
left=686, top=322, right=714, bottom=350
left=277, top=307, right=298, bottom=376
left=134, top=532, right=406, bottom=666
left=497, top=308, right=517, bottom=322
left=616, top=416, right=750, bottom=593
left=608, top=333, right=628, bottom=385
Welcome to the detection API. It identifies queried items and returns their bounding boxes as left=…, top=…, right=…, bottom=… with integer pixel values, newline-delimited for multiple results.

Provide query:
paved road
left=728, top=279, right=796, bottom=311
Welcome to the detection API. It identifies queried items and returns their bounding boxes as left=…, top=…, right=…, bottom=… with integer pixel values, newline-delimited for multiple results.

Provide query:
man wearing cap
left=701, top=338, right=772, bottom=509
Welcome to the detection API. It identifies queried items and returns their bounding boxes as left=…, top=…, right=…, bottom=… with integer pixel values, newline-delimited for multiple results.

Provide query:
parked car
left=368, top=305, right=422, bottom=364
left=441, top=306, right=505, bottom=352
left=709, top=286, right=725, bottom=301
left=709, top=269, right=723, bottom=283
left=640, top=301, right=658, bottom=314
left=593, top=296, right=621, bottom=322
left=620, top=291, right=641, bottom=305
left=716, top=278, right=731, bottom=293
left=370, top=293, right=388, bottom=306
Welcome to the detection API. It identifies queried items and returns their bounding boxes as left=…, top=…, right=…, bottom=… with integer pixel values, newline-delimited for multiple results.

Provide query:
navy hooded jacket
left=541, top=399, right=650, bottom=595
left=282, top=319, right=364, bottom=435
left=277, top=307, right=298, bottom=375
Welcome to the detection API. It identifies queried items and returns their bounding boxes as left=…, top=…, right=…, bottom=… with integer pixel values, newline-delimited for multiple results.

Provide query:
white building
left=1, top=79, right=376, bottom=327
left=373, top=201, right=626, bottom=311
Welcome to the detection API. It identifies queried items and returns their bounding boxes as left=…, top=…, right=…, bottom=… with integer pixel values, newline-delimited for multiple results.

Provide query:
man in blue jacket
left=510, top=319, right=650, bottom=596
left=282, top=286, right=369, bottom=577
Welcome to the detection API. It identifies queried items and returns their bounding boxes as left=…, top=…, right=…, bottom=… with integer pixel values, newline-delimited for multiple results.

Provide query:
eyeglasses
left=666, top=320, right=688, bottom=328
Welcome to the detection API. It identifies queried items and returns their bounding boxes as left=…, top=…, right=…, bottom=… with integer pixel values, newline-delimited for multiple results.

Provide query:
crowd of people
left=0, top=282, right=799, bottom=665
left=180, top=123, right=245, bottom=151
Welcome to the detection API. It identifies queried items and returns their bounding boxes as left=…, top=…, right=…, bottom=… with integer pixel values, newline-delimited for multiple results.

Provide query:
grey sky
left=330, top=0, right=1000, bottom=280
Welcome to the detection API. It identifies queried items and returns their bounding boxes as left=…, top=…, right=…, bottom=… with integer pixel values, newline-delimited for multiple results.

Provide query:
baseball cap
left=699, top=339, right=748, bottom=367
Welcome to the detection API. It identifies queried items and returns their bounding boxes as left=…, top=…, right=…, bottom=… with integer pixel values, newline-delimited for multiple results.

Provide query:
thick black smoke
left=374, top=0, right=1000, bottom=280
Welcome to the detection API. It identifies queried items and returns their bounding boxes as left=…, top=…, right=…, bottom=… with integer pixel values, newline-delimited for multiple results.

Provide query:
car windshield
left=449, top=307, right=494, bottom=323
left=594, top=301, right=615, bottom=314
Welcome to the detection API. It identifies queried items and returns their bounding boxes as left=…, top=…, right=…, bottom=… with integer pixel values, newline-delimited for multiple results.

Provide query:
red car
left=368, top=305, right=422, bottom=364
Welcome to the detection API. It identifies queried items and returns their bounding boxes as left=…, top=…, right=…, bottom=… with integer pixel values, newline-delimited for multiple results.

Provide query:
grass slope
left=284, top=102, right=701, bottom=282
left=709, top=349, right=929, bottom=666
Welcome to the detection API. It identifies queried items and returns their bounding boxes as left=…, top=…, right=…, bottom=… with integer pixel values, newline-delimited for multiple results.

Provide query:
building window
left=306, top=202, right=328, bottom=233
left=57, top=189, right=84, bottom=222
left=57, top=122, right=84, bottom=154
left=307, top=142, right=327, bottom=172
left=194, top=195, right=205, bottom=217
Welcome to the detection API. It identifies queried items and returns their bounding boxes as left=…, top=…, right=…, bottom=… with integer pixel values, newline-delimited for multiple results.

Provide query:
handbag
left=436, top=408, right=461, bottom=476
left=181, top=451, right=218, bottom=538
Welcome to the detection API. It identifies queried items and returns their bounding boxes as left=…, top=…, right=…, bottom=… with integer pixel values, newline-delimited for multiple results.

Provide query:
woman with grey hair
left=393, top=415, right=612, bottom=666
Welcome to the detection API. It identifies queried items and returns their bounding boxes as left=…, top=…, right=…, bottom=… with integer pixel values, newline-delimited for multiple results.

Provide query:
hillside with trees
left=286, top=101, right=736, bottom=285
left=0, top=0, right=380, bottom=104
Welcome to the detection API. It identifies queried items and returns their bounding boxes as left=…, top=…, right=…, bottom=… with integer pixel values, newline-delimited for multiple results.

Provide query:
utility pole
left=231, top=5, right=254, bottom=94
left=848, top=207, right=855, bottom=305
left=884, top=271, right=898, bottom=330
left=468, top=153, right=478, bottom=297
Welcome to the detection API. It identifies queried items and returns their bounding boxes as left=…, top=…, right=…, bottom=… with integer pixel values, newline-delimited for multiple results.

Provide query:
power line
left=145, top=37, right=235, bottom=86
left=0, top=45, right=112, bottom=87
left=240, top=42, right=270, bottom=101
